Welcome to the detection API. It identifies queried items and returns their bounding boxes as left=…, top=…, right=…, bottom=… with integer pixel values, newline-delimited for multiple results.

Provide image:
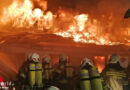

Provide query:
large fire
left=0, top=0, right=130, bottom=45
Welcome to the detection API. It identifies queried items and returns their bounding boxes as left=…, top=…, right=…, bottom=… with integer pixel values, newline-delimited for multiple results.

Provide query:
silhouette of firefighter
left=53, top=54, right=74, bottom=90
left=79, top=58, right=103, bottom=90
left=16, top=53, right=130, bottom=90
left=17, top=53, right=43, bottom=89
left=102, top=54, right=128, bottom=90
left=42, top=55, right=55, bottom=88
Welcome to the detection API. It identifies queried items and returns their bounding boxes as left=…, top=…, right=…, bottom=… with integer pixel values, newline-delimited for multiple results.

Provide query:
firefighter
left=54, top=54, right=74, bottom=80
left=42, top=55, right=54, bottom=86
left=125, top=59, right=130, bottom=90
left=18, top=53, right=42, bottom=89
left=81, top=58, right=94, bottom=70
left=53, top=54, right=74, bottom=90
left=80, top=58, right=103, bottom=90
left=80, top=58, right=92, bottom=90
left=102, top=54, right=128, bottom=90
left=17, top=54, right=33, bottom=89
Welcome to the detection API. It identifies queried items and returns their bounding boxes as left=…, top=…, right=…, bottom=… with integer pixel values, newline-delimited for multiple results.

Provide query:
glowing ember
left=0, top=0, right=130, bottom=45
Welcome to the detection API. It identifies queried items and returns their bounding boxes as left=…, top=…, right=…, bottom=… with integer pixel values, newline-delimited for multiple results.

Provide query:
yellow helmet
left=59, top=54, right=68, bottom=62
left=30, top=53, right=40, bottom=63
left=43, top=55, right=51, bottom=63
left=109, top=54, right=120, bottom=64
left=46, top=86, right=60, bottom=90
left=81, top=58, right=93, bottom=68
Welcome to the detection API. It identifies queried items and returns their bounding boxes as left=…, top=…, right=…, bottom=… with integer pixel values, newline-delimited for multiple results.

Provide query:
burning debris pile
left=0, top=0, right=130, bottom=45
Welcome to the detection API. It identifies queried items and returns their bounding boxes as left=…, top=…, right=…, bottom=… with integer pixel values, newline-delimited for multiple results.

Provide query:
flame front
left=1, top=0, right=53, bottom=30
left=0, top=0, right=130, bottom=45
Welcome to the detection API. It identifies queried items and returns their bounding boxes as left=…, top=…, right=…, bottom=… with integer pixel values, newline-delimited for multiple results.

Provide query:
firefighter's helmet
left=81, top=58, right=93, bottom=68
left=109, top=54, right=120, bottom=64
left=30, top=53, right=40, bottom=63
left=59, top=54, right=68, bottom=62
left=46, top=86, right=60, bottom=90
left=43, top=55, right=51, bottom=64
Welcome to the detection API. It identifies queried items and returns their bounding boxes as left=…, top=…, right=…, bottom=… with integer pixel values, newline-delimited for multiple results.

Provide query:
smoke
left=96, top=0, right=130, bottom=41
left=75, top=0, right=130, bottom=41
left=98, top=0, right=130, bottom=13
left=48, top=0, right=130, bottom=21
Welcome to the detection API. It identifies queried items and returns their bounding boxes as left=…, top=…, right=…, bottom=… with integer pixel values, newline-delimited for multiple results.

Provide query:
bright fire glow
left=75, top=14, right=88, bottom=31
left=94, top=56, right=106, bottom=73
left=1, top=0, right=53, bottom=30
left=33, top=8, right=43, bottom=18
left=0, top=0, right=130, bottom=45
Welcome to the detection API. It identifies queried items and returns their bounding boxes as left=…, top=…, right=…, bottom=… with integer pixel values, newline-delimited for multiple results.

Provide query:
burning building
left=0, top=0, right=129, bottom=84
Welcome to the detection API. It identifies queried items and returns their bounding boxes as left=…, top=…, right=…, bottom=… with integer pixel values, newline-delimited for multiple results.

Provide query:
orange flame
left=1, top=0, right=53, bottom=30
left=75, top=14, right=88, bottom=31
left=0, top=0, right=130, bottom=45
left=94, top=56, right=106, bottom=73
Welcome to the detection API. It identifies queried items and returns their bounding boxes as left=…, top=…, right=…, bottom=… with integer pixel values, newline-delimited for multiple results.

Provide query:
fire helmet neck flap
left=30, top=53, right=40, bottom=63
